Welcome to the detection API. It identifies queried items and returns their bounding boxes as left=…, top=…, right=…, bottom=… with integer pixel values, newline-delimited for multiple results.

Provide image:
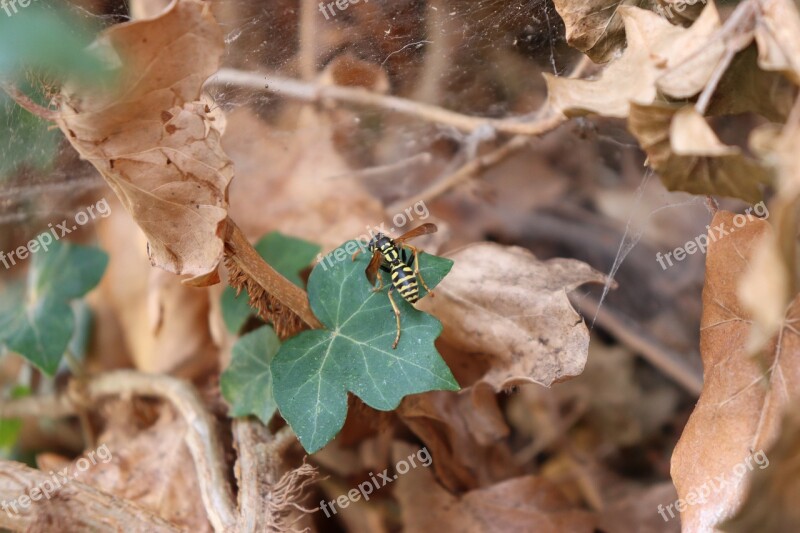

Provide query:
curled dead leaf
left=56, top=0, right=232, bottom=286
left=628, top=104, right=769, bottom=202
left=419, top=242, right=606, bottom=390
left=551, top=0, right=646, bottom=63
left=545, top=5, right=722, bottom=118
left=671, top=211, right=800, bottom=530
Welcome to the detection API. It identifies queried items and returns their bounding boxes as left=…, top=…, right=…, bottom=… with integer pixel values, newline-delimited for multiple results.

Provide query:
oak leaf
left=545, top=5, right=722, bottom=118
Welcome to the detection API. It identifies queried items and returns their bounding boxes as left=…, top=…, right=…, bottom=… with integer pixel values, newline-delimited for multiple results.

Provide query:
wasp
left=353, top=223, right=438, bottom=349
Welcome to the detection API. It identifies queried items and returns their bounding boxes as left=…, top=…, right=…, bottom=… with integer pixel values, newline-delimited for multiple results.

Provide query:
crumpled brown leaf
left=420, top=243, right=606, bottom=390
left=671, top=211, right=800, bottom=531
left=393, top=442, right=595, bottom=532
left=397, top=383, right=518, bottom=492
left=545, top=4, right=722, bottom=118
left=56, top=0, right=232, bottom=286
left=628, top=104, right=769, bottom=202
left=551, top=0, right=650, bottom=63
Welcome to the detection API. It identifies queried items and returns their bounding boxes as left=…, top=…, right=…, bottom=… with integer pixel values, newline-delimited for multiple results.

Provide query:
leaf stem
left=224, top=219, right=323, bottom=330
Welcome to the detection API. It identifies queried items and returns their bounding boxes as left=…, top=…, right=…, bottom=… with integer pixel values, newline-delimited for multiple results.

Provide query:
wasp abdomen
left=391, top=263, right=419, bottom=304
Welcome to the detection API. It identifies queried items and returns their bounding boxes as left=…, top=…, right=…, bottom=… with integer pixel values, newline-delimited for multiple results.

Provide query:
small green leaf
left=271, top=240, right=458, bottom=453
left=221, top=326, right=281, bottom=424
left=221, top=232, right=320, bottom=334
left=0, top=240, right=107, bottom=375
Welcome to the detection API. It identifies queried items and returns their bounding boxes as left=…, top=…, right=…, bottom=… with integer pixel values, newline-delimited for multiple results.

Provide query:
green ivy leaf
left=221, top=232, right=320, bottom=334
left=271, top=240, right=458, bottom=453
left=0, top=240, right=108, bottom=375
left=220, top=326, right=281, bottom=424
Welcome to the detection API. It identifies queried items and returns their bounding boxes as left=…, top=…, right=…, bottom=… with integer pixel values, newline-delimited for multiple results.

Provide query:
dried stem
left=0, top=461, right=181, bottom=532
left=387, top=55, right=591, bottom=211
left=0, top=82, right=58, bottom=121
left=208, top=69, right=561, bottom=137
left=388, top=134, right=537, bottom=212
left=224, top=219, right=323, bottom=332
left=233, top=422, right=315, bottom=532
left=0, top=371, right=238, bottom=532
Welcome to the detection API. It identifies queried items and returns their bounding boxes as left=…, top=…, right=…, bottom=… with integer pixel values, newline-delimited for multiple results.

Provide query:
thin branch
left=571, top=295, right=704, bottom=396
left=387, top=55, right=590, bottom=211
left=0, top=371, right=238, bottom=532
left=694, top=0, right=758, bottom=115
left=299, top=0, right=318, bottom=81
left=388, top=134, right=537, bottom=212
left=208, top=68, right=561, bottom=137
left=0, top=461, right=181, bottom=532
left=0, top=82, right=58, bottom=121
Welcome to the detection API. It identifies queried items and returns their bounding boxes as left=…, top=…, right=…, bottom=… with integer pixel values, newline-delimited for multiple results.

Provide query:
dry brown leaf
left=397, top=383, right=518, bottom=491
left=720, top=410, right=800, bottom=533
left=545, top=5, right=722, bottom=118
left=393, top=442, right=595, bottom=532
left=420, top=243, right=606, bottom=390
left=92, top=198, right=219, bottom=375
left=56, top=0, right=232, bottom=286
left=628, top=104, right=769, bottom=202
left=655, top=2, right=726, bottom=99
left=551, top=0, right=649, bottom=63
left=671, top=211, right=800, bottom=531
left=754, top=0, right=800, bottom=85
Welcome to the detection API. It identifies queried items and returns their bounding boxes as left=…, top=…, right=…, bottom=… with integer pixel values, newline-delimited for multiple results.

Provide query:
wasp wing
left=395, top=223, right=438, bottom=243
left=364, top=250, right=383, bottom=285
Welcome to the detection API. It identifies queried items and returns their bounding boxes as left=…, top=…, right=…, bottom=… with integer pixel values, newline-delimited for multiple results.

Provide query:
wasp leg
left=352, top=249, right=362, bottom=261
left=404, top=244, right=435, bottom=298
left=387, top=288, right=402, bottom=349
left=373, top=265, right=393, bottom=292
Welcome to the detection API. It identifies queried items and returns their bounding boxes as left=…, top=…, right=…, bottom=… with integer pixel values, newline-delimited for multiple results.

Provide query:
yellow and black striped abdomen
left=391, top=262, right=419, bottom=304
